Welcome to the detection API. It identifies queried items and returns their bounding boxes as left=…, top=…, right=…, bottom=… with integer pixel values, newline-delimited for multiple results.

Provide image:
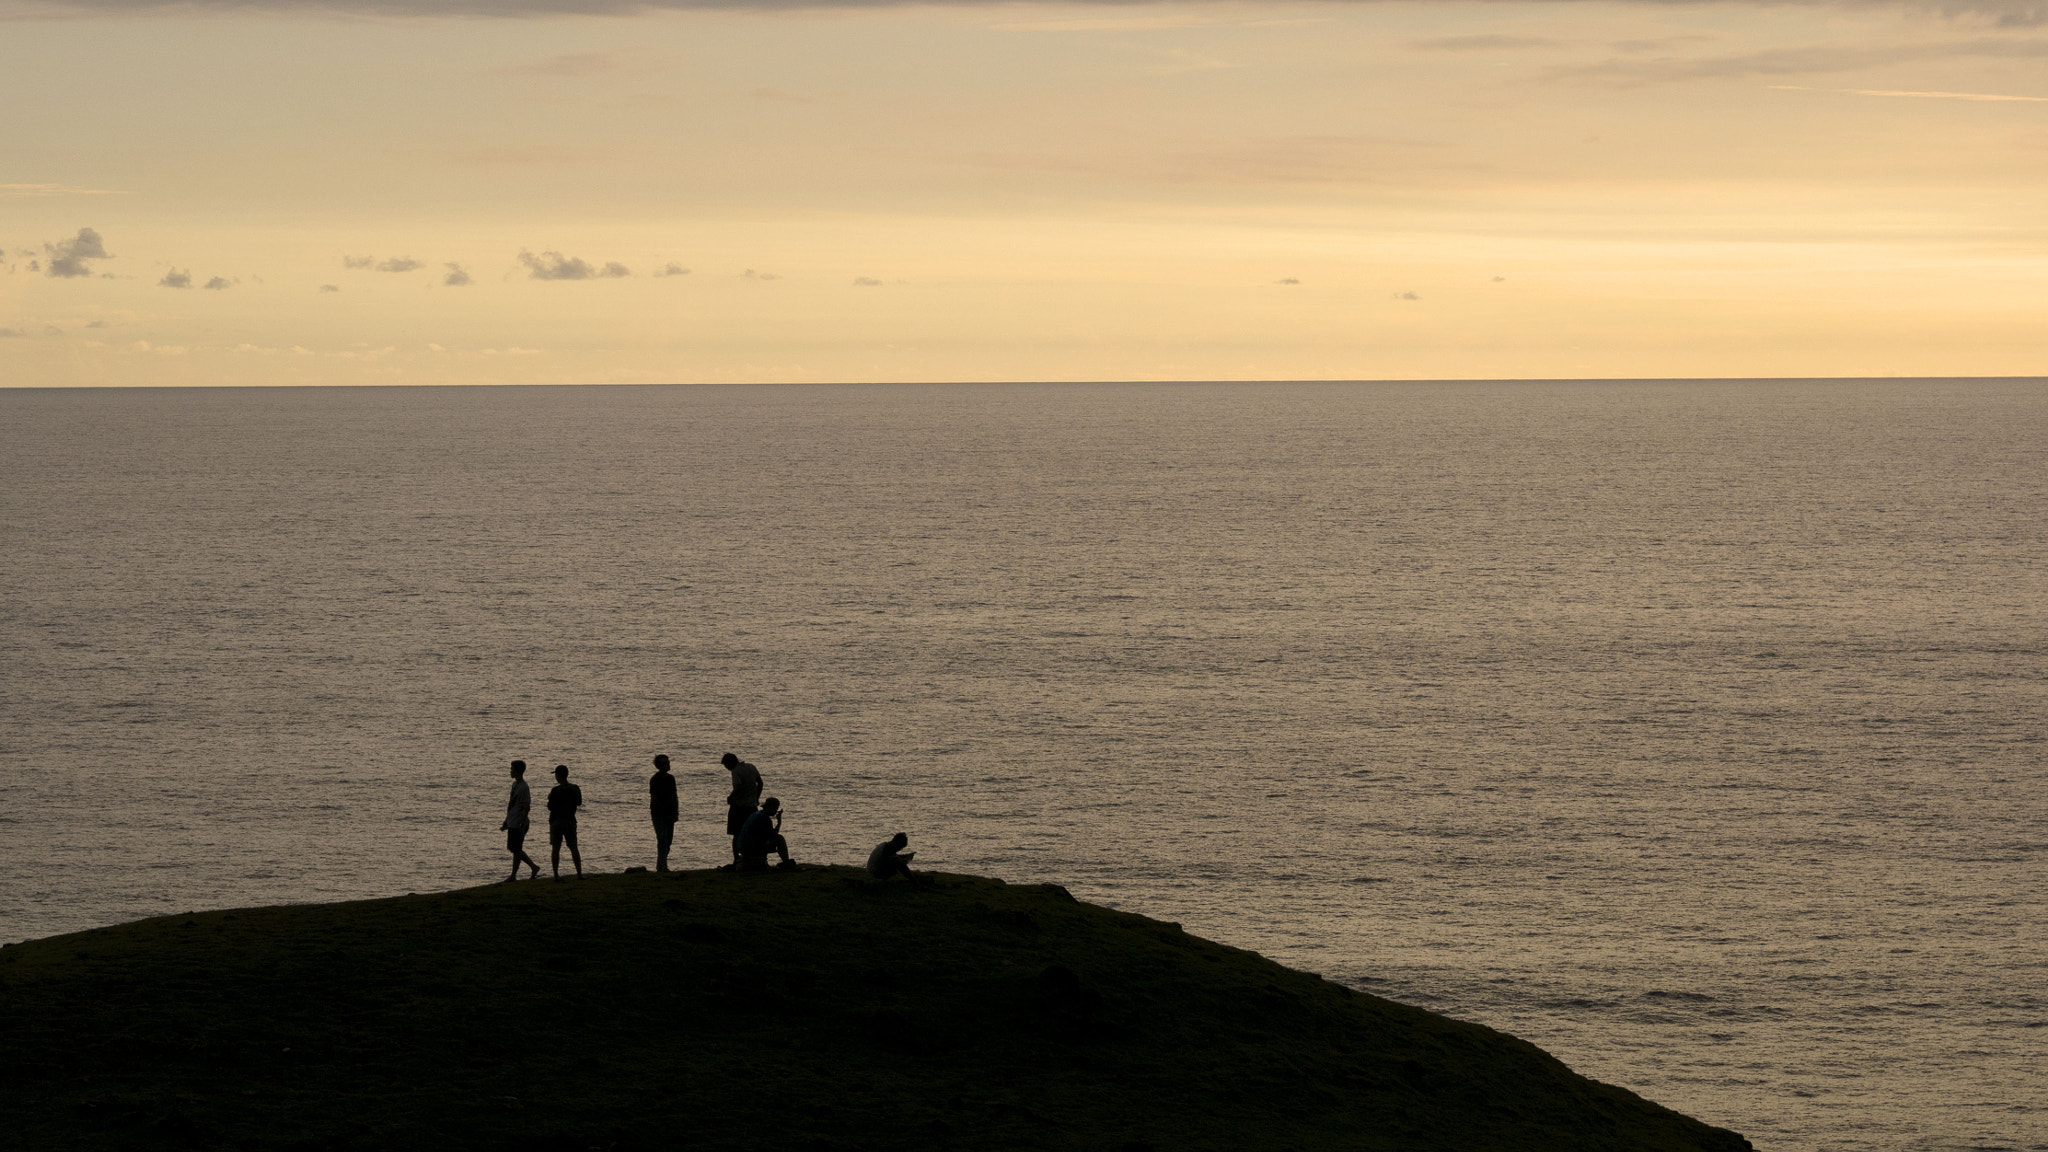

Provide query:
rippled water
left=2, top=380, right=2043, bottom=1151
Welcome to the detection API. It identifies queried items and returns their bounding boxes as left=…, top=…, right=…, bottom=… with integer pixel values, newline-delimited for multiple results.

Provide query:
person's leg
left=507, top=830, right=523, bottom=881
left=771, top=834, right=792, bottom=866
left=550, top=828, right=563, bottom=877
left=567, top=827, right=582, bottom=875
left=655, top=821, right=673, bottom=871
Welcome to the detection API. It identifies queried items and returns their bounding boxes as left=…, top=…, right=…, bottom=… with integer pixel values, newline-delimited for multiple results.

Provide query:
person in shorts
left=547, top=764, right=584, bottom=878
left=721, top=752, right=762, bottom=867
left=501, top=760, right=539, bottom=882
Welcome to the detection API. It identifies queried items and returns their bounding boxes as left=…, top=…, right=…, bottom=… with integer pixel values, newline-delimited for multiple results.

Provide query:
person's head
left=890, top=832, right=909, bottom=849
left=763, top=796, right=780, bottom=813
left=720, top=752, right=738, bottom=769
left=510, top=760, right=526, bottom=778
left=654, top=754, right=670, bottom=773
left=554, top=764, right=569, bottom=781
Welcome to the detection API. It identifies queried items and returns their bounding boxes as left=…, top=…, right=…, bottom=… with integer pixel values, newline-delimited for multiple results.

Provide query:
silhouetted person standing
left=865, top=832, right=918, bottom=883
left=650, top=754, right=678, bottom=872
left=722, top=752, right=762, bottom=866
left=736, top=796, right=794, bottom=871
left=502, top=760, right=539, bottom=882
left=547, top=764, right=583, bottom=878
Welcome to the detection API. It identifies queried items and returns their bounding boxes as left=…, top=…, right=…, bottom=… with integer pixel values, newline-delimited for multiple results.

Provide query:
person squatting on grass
left=735, top=797, right=796, bottom=871
left=502, top=760, right=540, bottom=882
left=547, top=764, right=584, bottom=878
left=865, top=833, right=926, bottom=886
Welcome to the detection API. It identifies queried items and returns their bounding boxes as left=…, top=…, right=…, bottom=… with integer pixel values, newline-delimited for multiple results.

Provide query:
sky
left=4, top=0, right=2048, bottom=384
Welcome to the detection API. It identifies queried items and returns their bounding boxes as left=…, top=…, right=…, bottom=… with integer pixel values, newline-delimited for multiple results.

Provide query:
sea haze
left=1, top=380, right=2042, bottom=1152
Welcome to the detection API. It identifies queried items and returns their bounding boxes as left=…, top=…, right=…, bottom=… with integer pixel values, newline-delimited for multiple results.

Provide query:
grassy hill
left=0, top=868, right=1750, bottom=1151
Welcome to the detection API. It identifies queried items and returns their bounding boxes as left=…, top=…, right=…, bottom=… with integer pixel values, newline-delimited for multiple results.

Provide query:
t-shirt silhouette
left=649, top=772, right=678, bottom=823
left=547, top=782, right=583, bottom=828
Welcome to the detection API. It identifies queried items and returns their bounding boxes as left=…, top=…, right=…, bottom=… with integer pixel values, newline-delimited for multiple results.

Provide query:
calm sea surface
left=2, top=381, right=2043, bottom=1150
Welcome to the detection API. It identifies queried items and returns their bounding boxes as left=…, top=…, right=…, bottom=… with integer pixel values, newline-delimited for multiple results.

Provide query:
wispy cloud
left=376, top=256, right=424, bottom=272
left=495, top=50, right=667, bottom=77
left=444, top=263, right=473, bottom=286
left=159, top=268, right=192, bottom=288
left=654, top=263, right=690, bottom=277
left=1558, top=37, right=2048, bottom=84
left=44, top=227, right=108, bottom=278
left=5, top=0, right=2042, bottom=21
left=1412, top=34, right=1562, bottom=51
left=320, top=284, right=341, bottom=292
left=519, top=250, right=629, bottom=280
left=1771, top=83, right=2048, bottom=100
left=2, top=183, right=127, bottom=196
left=853, top=276, right=882, bottom=286
left=991, top=14, right=1217, bottom=31
left=450, top=145, right=591, bottom=166
left=203, top=276, right=233, bottom=290
left=343, top=255, right=375, bottom=269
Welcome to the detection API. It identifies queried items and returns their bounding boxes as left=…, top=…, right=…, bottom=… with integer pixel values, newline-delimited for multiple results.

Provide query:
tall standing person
left=721, top=752, right=762, bottom=869
left=547, top=764, right=584, bottom=878
left=502, top=760, right=539, bottom=882
left=649, top=754, right=678, bottom=872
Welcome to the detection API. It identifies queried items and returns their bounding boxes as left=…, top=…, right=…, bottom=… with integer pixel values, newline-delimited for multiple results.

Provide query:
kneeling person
left=736, top=797, right=794, bottom=871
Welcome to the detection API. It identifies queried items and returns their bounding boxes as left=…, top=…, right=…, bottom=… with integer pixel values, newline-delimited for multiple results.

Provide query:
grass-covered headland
left=0, top=869, right=1750, bottom=1151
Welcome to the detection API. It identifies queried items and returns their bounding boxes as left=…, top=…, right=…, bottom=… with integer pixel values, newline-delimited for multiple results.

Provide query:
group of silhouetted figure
left=497, top=753, right=921, bottom=885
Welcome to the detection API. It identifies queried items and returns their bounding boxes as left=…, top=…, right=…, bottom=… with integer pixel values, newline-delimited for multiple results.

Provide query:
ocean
left=1, top=379, right=2042, bottom=1151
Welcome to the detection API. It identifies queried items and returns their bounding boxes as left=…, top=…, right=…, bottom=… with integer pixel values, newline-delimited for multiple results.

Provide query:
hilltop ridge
left=0, top=868, right=1751, bottom=1151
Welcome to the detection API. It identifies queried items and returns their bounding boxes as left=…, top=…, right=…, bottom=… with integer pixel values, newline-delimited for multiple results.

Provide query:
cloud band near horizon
left=3, top=0, right=2044, bottom=23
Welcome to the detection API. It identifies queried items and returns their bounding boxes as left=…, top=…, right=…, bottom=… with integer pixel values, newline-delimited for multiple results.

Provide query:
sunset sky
left=5, top=0, right=2048, bottom=385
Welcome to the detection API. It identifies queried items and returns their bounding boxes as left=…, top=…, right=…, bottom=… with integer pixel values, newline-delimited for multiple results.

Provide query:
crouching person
left=736, top=796, right=795, bottom=872
left=865, top=833, right=922, bottom=885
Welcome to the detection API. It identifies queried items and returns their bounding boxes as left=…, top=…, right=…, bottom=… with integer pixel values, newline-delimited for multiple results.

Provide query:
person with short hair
left=501, top=760, right=540, bottom=882
left=865, top=833, right=918, bottom=882
left=735, top=796, right=794, bottom=871
left=649, top=754, right=678, bottom=872
left=721, top=752, right=763, bottom=866
left=547, top=764, right=584, bottom=878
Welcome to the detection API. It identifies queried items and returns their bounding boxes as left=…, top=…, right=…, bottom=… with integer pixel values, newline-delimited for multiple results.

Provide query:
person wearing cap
left=649, top=754, right=679, bottom=872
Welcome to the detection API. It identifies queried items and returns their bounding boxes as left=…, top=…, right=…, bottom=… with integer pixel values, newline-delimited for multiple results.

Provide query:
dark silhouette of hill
left=0, top=868, right=1751, bottom=1151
